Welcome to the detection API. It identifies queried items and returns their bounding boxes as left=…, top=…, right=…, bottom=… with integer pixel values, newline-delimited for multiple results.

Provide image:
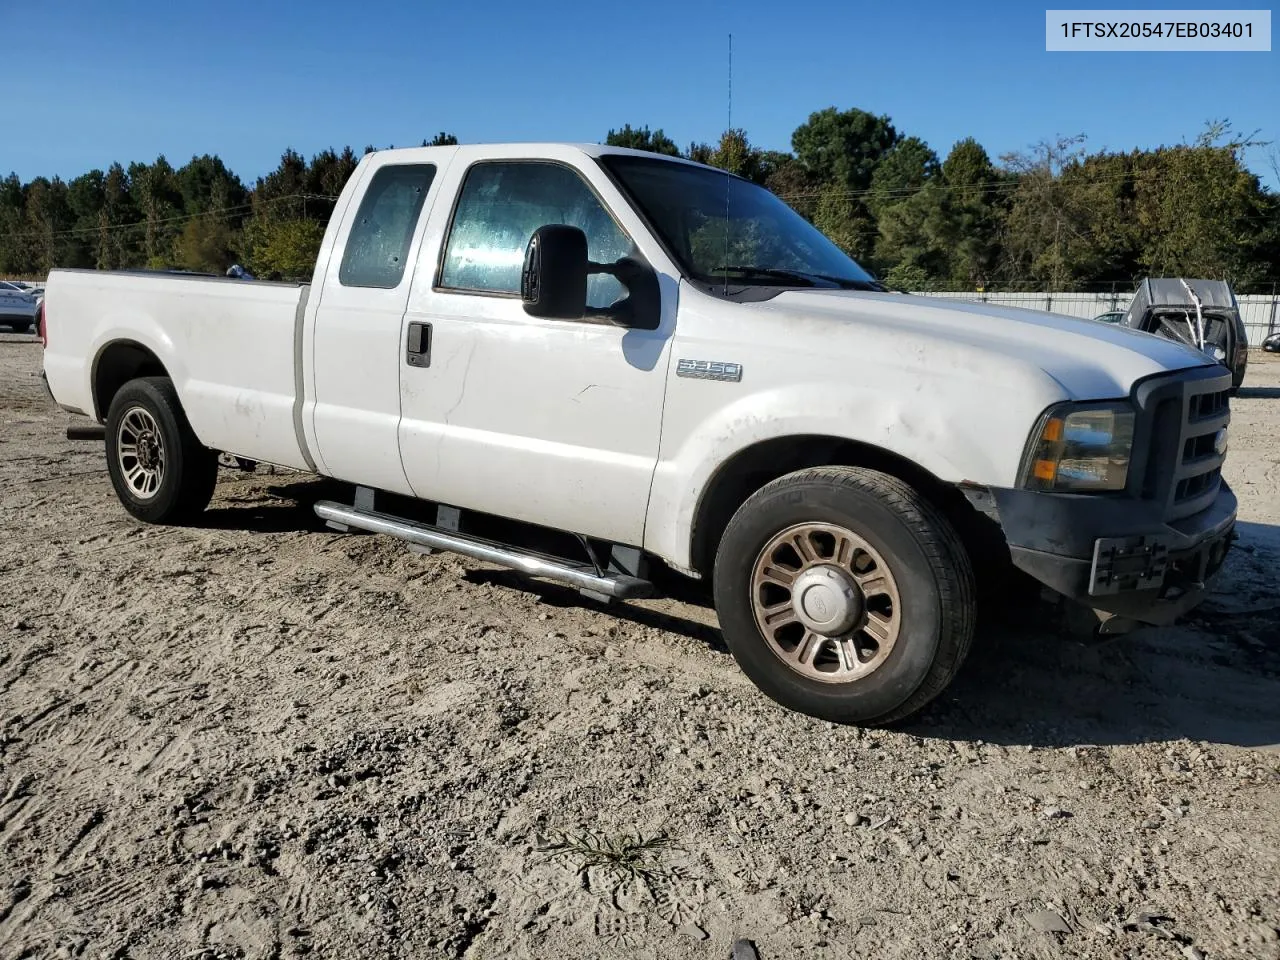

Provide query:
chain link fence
left=911, top=286, right=1280, bottom=347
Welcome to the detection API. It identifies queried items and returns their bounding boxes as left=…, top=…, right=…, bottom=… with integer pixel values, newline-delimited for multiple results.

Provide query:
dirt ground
left=1, top=332, right=1278, bottom=960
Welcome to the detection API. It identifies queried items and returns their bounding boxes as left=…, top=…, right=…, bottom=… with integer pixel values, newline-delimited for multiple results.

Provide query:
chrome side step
left=313, top=500, right=654, bottom=600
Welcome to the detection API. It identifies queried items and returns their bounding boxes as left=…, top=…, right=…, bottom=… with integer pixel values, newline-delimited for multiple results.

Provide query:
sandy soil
left=1, top=332, right=1278, bottom=960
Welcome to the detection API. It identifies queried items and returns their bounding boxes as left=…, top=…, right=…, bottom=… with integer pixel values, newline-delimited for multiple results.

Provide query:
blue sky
left=3, top=0, right=1277, bottom=186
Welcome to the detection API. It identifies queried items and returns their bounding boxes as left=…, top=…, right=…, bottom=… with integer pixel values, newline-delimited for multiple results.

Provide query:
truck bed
left=43, top=269, right=313, bottom=470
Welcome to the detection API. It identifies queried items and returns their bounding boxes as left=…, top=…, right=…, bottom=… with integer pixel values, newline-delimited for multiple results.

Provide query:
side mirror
left=522, top=225, right=588, bottom=320
left=603, top=257, right=661, bottom=331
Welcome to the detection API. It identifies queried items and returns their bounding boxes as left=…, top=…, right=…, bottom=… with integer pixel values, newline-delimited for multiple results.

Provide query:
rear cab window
left=339, top=164, right=437, bottom=289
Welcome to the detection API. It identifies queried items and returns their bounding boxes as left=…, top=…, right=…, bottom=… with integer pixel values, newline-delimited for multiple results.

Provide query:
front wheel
left=105, top=377, right=218, bottom=524
left=713, top=466, right=976, bottom=726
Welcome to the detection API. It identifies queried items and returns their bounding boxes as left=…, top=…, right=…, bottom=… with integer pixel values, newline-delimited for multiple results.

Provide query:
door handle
left=406, top=321, right=431, bottom=368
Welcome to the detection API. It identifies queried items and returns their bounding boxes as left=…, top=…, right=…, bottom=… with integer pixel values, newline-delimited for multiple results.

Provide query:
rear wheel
left=105, top=377, right=218, bottom=524
left=713, top=466, right=976, bottom=726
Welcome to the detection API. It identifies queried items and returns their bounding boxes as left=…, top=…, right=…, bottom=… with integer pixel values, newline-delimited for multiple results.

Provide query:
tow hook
left=1054, top=598, right=1142, bottom=642
left=1094, top=611, right=1141, bottom=636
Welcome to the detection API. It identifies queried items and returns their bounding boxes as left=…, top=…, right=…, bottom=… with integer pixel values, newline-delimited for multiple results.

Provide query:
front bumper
left=990, top=483, right=1236, bottom=625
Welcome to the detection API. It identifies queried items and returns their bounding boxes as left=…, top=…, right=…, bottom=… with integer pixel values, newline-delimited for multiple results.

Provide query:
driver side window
left=438, top=161, right=630, bottom=311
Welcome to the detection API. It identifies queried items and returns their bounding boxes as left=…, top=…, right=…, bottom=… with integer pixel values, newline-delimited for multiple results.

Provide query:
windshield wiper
left=815, top=275, right=886, bottom=292
left=709, top=265, right=821, bottom=286
left=708, top=265, right=884, bottom=291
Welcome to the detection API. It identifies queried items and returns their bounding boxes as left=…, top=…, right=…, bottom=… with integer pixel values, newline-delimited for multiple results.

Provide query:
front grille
left=1175, top=466, right=1220, bottom=503
left=1169, top=373, right=1230, bottom=517
left=1133, top=366, right=1231, bottom=522
left=1188, top=388, right=1229, bottom=421
left=1182, top=433, right=1217, bottom=462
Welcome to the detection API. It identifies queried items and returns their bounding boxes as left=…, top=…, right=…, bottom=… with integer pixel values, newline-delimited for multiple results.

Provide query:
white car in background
left=0, top=281, right=39, bottom=333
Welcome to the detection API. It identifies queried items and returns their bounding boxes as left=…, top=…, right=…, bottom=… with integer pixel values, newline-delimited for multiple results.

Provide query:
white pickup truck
left=41, top=142, right=1236, bottom=725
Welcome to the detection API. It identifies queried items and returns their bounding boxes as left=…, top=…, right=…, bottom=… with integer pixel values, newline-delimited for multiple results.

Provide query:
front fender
left=642, top=379, right=1052, bottom=572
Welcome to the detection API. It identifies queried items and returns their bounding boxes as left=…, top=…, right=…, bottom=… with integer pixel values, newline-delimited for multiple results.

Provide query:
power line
left=2, top=193, right=339, bottom=242
left=773, top=165, right=1244, bottom=204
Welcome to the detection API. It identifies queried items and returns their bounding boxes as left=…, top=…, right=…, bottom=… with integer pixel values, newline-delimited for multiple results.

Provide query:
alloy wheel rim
left=117, top=407, right=166, bottom=500
left=749, top=522, right=902, bottom=684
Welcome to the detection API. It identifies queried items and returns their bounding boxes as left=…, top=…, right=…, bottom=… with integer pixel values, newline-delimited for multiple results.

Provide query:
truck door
left=396, top=157, right=675, bottom=547
left=309, top=160, right=444, bottom=494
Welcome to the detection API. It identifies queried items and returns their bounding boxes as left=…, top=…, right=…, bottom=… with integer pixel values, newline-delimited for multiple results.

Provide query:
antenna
left=723, top=33, right=732, bottom=293
left=728, top=32, right=733, bottom=131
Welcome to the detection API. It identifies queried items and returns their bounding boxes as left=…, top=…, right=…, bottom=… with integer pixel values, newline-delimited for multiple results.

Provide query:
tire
left=105, top=377, right=218, bottom=524
left=10, top=320, right=32, bottom=333
left=713, top=466, right=976, bottom=726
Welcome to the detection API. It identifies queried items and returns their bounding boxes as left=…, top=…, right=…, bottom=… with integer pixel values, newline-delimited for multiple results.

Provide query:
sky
left=2, top=0, right=1277, bottom=187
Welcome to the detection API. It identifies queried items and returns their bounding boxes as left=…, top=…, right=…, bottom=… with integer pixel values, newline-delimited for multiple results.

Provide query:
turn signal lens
left=1033, top=459, right=1057, bottom=481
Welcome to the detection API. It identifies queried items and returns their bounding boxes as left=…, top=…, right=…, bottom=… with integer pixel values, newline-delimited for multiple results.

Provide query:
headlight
left=1020, top=402, right=1135, bottom=492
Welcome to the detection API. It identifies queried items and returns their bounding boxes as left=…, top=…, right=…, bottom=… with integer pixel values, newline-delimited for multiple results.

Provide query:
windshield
left=600, top=154, right=879, bottom=290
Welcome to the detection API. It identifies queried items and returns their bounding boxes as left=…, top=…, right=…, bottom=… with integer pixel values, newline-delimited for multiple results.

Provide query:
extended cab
left=41, top=143, right=1236, bottom=724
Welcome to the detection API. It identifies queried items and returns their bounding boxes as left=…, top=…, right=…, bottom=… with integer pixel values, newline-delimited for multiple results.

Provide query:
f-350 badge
left=677, top=359, right=743, bottom=382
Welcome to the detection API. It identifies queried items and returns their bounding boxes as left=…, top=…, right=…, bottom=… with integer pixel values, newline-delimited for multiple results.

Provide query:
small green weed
left=538, top=829, right=676, bottom=893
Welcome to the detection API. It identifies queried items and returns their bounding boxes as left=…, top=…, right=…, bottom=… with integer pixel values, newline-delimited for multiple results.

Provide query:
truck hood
left=763, top=289, right=1214, bottom=399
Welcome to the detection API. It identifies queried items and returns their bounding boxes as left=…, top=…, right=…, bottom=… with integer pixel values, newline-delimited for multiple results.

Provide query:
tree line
left=2, top=111, right=1277, bottom=291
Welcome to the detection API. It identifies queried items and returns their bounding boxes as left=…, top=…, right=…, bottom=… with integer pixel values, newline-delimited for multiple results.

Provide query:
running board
left=313, top=500, right=654, bottom=600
